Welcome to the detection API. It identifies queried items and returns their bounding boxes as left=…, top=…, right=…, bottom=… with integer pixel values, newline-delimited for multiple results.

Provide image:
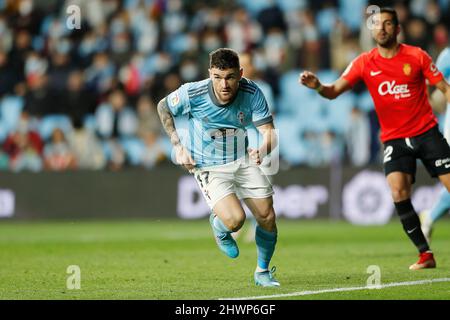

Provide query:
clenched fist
left=248, top=148, right=262, bottom=165
left=299, top=71, right=321, bottom=90
left=174, top=144, right=196, bottom=171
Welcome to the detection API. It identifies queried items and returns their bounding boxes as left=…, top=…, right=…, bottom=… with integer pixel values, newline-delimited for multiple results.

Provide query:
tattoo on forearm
left=157, top=98, right=181, bottom=146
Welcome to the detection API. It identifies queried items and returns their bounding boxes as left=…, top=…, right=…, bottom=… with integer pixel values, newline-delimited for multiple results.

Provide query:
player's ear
left=239, top=68, right=243, bottom=79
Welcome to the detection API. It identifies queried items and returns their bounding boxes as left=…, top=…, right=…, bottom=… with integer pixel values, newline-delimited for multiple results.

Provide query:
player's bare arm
left=298, top=71, right=351, bottom=100
left=434, top=78, right=450, bottom=106
left=249, top=122, right=277, bottom=165
left=157, top=98, right=196, bottom=170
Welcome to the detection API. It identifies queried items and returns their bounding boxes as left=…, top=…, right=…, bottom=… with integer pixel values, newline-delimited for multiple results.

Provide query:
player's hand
left=248, top=148, right=261, bottom=165
left=299, top=71, right=320, bottom=90
left=174, top=144, right=196, bottom=171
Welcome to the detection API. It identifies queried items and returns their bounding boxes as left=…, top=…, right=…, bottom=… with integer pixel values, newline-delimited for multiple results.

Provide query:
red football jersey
left=342, top=43, right=444, bottom=142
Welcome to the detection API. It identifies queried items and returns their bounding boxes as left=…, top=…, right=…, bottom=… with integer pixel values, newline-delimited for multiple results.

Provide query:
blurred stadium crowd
left=0, top=0, right=448, bottom=171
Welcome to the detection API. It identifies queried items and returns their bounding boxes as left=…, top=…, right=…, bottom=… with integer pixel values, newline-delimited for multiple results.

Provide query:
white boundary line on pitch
left=218, top=278, right=450, bottom=300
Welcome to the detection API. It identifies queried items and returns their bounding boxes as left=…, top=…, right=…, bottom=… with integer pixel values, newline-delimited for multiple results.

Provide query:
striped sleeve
left=166, top=84, right=191, bottom=116
left=251, top=84, right=273, bottom=127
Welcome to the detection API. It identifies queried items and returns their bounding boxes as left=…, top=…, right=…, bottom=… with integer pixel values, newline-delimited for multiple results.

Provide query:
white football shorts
left=191, top=157, right=274, bottom=209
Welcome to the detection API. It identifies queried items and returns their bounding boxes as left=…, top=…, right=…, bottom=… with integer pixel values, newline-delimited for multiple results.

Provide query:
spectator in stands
left=140, top=130, right=166, bottom=169
left=3, top=114, right=43, bottom=172
left=404, top=17, right=429, bottom=49
left=53, top=69, right=104, bottom=170
left=43, top=127, right=76, bottom=171
left=0, top=13, right=13, bottom=53
left=96, top=88, right=137, bottom=170
left=7, top=0, right=43, bottom=35
left=0, top=51, right=20, bottom=97
left=62, top=70, right=97, bottom=129
left=96, top=88, right=137, bottom=138
left=85, top=52, right=115, bottom=95
left=23, top=57, right=60, bottom=118
left=136, top=94, right=161, bottom=137
left=240, top=52, right=276, bottom=114
left=109, top=11, right=133, bottom=66
left=47, top=42, right=74, bottom=93
left=134, top=93, right=165, bottom=168
left=225, top=7, right=263, bottom=53
left=7, top=29, right=31, bottom=82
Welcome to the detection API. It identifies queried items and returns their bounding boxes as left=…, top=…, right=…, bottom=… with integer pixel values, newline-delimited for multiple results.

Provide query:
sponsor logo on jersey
left=430, top=63, right=440, bottom=77
left=378, top=81, right=411, bottom=99
left=370, top=70, right=382, bottom=76
left=403, top=63, right=412, bottom=76
left=210, top=128, right=240, bottom=139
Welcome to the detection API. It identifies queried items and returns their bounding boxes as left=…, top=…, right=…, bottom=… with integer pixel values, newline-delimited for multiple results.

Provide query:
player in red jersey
left=299, top=7, right=450, bottom=270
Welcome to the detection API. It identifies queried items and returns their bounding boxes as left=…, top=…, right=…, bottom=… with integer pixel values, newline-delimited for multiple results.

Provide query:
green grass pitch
left=0, top=218, right=449, bottom=300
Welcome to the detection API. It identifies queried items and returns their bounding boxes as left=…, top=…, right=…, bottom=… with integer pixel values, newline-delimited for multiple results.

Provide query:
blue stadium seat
left=0, top=95, right=24, bottom=133
left=167, top=34, right=192, bottom=56
left=316, top=7, right=339, bottom=36
left=120, top=137, right=145, bottom=166
left=338, top=0, right=367, bottom=32
left=124, top=0, right=153, bottom=9
left=39, top=114, right=73, bottom=141
left=274, top=115, right=308, bottom=165
left=236, top=0, right=273, bottom=16
left=0, top=122, right=8, bottom=142
left=276, top=0, right=307, bottom=12
left=295, top=97, right=321, bottom=121
left=356, top=90, right=374, bottom=112
left=316, top=70, right=340, bottom=84
left=160, top=136, right=173, bottom=160
left=83, top=114, right=97, bottom=132
left=278, top=70, right=315, bottom=115
left=322, top=92, right=356, bottom=134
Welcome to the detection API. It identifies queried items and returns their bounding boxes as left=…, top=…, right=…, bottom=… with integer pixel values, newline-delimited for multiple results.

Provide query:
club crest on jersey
left=170, top=92, right=180, bottom=106
left=237, top=111, right=245, bottom=124
left=403, top=63, right=412, bottom=76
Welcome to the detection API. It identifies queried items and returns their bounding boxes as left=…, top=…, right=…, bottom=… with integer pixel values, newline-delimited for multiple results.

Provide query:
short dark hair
left=209, top=48, right=240, bottom=70
left=380, top=7, right=399, bottom=26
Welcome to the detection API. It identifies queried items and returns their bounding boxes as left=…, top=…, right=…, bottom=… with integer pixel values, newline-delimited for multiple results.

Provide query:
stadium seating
left=0, top=95, right=24, bottom=133
left=38, top=115, right=73, bottom=141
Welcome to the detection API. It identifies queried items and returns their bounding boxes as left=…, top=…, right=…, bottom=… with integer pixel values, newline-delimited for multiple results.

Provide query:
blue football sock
left=255, top=225, right=277, bottom=270
left=213, top=215, right=231, bottom=233
left=430, top=188, right=450, bottom=223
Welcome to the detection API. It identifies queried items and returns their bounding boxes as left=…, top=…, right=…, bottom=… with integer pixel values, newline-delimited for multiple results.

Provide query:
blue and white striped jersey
left=436, top=47, right=450, bottom=81
left=166, top=77, right=272, bottom=168
left=436, top=47, right=450, bottom=140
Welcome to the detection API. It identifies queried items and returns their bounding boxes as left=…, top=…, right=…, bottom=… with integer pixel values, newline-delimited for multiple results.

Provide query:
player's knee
left=225, top=214, right=246, bottom=232
left=229, top=218, right=245, bottom=232
left=440, top=176, right=450, bottom=193
left=390, top=187, right=410, bottom=202
left=257, top=206, right=276, bottom=224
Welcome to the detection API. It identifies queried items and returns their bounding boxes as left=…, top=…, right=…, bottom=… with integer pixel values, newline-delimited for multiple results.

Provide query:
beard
left=376, top=33, right=397, bottom=48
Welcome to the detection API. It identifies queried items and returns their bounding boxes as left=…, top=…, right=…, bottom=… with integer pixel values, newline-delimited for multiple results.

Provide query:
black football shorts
left=383, top=125, right=450, bottom=181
